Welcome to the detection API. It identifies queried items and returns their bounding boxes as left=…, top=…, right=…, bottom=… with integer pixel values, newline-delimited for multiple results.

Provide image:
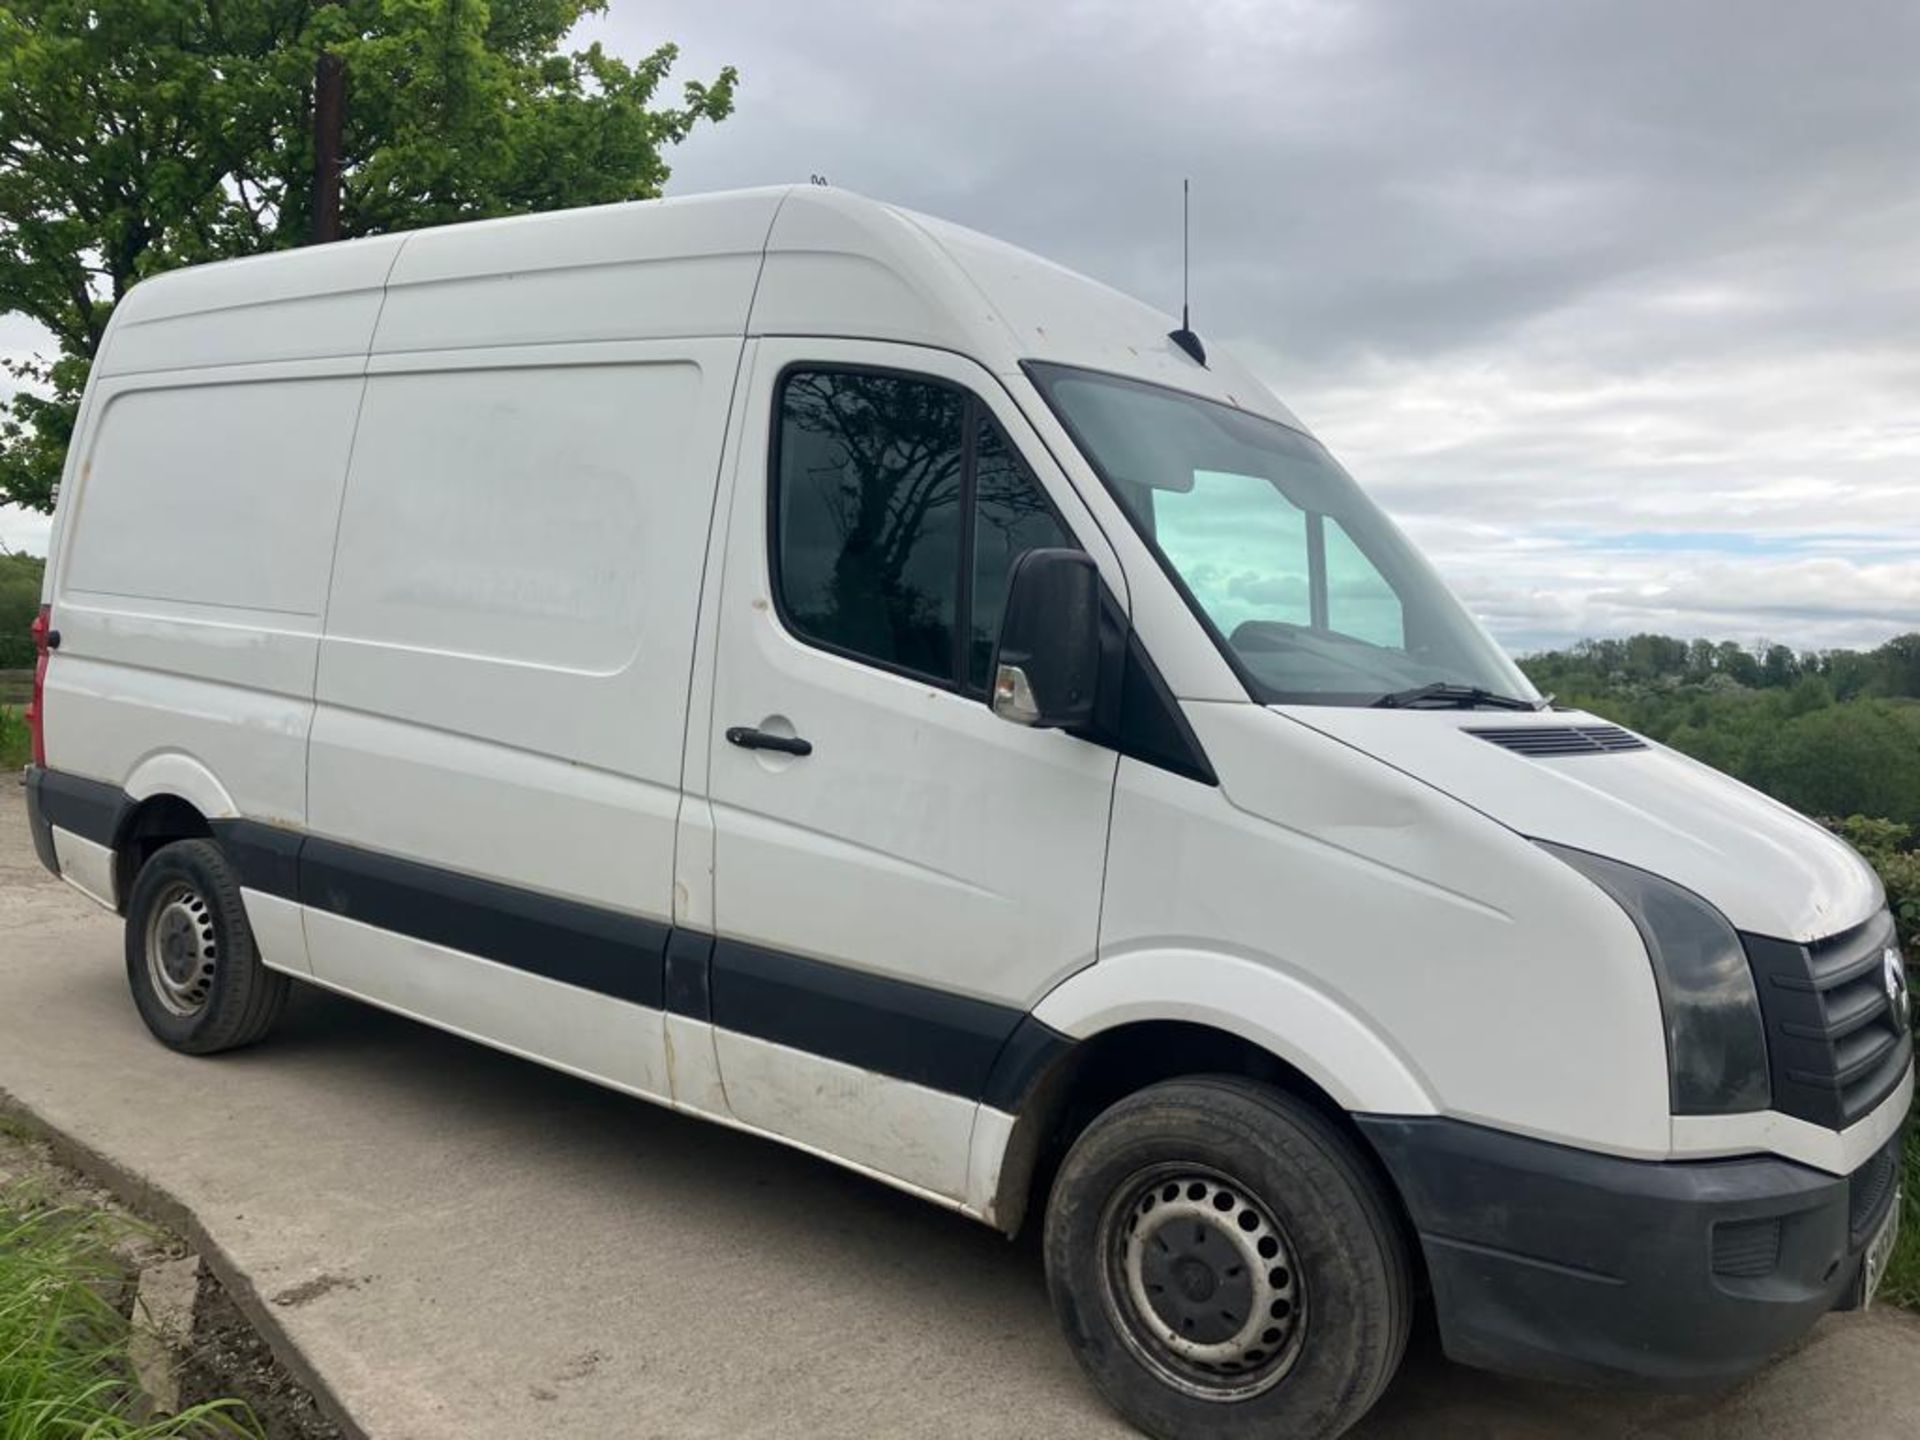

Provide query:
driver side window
left=773, top=366, right=1075, bottom=693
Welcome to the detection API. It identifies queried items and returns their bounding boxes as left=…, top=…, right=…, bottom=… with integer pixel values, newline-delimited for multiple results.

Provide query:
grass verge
left=0, top=705, right=26, bottom=772
left=0, top=1185, right=260, bottom=1439
left=1880, top=1128, right=1920, bottom=1311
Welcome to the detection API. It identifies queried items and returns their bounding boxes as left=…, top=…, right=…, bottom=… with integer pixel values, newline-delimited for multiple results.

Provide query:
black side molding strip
left=36, top=770, right=1080, bottom=1110
left=664, top=929, right=715, bottom=1020
left=712, top=938, right=1027, bottom=1100
left=208, top=819, right=302, bottom=901
left=299, top=834, right=671, bottom=1011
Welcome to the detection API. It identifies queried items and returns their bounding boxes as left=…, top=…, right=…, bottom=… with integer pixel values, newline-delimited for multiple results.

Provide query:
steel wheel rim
left=1098, top=1163, right=1306, bottom=1401
left=144, top=881, right=217, bottom=1018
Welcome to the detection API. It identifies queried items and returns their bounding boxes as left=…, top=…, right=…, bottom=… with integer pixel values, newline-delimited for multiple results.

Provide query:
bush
left=1823, top=817, right=1919, bottom=1310
left=0, top=552, right=42, bottom=670
left=0, top=707, right=27, bottom=772
left=1827, top=816, right=1920, bottom=952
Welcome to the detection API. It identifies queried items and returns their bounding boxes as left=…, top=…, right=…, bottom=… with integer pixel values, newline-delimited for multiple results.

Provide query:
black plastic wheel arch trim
left=980, top=1012, right=1075, bottom=1113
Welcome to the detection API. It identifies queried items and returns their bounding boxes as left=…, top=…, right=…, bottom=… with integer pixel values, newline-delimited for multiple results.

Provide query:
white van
left=21, top=187, right=1911, bottom=1440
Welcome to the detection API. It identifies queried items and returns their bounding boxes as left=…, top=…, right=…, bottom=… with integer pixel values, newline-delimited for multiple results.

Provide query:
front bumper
left=1359, top=1111, right=1908, bottom=1388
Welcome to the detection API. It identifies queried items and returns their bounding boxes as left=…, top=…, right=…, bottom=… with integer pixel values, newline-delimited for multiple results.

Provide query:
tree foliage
left=0, top=0, right=737, bottom=510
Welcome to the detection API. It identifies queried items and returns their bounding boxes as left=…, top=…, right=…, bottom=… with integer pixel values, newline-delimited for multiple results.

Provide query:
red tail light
left=26, top=604, right=50, bottom=768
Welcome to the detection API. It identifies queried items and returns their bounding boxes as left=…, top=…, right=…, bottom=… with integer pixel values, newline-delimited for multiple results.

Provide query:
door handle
left=726, top=726, right=813, bottom=757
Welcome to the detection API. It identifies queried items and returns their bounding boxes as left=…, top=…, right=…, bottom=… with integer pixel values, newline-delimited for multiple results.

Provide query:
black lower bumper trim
left=1359, top=1114, right=1903, bottom=1388
left=24, top=765, right=60, bottom=876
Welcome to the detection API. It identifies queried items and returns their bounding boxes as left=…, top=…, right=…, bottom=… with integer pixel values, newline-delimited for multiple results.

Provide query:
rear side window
left=774, top=368, right=1071, bottom=690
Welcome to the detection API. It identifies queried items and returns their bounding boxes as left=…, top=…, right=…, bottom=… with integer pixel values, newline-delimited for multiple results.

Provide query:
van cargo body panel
left=97, top=234, right=406, bottom=376
left=375, top=189, right=782, bottom=354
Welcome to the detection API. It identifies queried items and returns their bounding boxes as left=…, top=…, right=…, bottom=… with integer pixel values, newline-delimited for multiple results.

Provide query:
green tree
left=0, top=550, right=43, bottom=667
left=1760, top=642, right=1800, bottom=689
left=0, top=0, right=737, bottom=511
left=1748, top=702, right=1920, bottom=828
left=1872, top=634, right=1920, bottom=699
left=1784, top=673, right=1833, bottom=717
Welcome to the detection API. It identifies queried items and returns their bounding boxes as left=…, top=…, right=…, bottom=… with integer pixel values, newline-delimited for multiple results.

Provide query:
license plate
left=1862, top=1191, right=1902, bottom=1309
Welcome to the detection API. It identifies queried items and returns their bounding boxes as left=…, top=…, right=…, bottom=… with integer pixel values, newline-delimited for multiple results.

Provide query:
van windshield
left=1028, top=364, right=1540, bottom=708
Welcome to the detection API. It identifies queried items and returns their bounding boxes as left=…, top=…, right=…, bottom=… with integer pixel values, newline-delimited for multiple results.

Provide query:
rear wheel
left=124, top=838, right=289, bottom=1054
left=1044, top=1076, right=1409, bottom=1440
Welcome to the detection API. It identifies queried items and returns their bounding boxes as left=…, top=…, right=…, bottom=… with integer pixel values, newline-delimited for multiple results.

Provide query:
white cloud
left=0, top=506, right=52, bottom=556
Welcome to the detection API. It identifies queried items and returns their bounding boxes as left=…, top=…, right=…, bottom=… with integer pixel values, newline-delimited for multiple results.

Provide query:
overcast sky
left=6, top=0, right=1916, bottom=653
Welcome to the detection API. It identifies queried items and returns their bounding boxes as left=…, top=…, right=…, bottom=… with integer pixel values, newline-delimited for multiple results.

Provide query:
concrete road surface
left=3, top=783, right=1917, bottom=1439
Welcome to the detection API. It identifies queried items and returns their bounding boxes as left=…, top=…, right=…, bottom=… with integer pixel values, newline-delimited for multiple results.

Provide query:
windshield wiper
left=1371, top=682, right=1543, bottom=711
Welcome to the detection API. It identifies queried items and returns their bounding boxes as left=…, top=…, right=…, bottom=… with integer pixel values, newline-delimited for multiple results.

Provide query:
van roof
left=99, top=186, right=1301, bottom=430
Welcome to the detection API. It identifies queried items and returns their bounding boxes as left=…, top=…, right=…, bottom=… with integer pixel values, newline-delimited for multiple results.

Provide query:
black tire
left=1044, top=1076, right=1410, bottom=1440
left=123, top=838, right=289, bottom=1055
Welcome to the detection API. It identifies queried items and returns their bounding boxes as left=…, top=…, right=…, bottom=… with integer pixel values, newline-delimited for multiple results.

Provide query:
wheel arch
left=983, top=949, right=1438, bottom=1237
left=123, top=753, right=239, bottom=821
left=112, top=755, right=235, bottom=909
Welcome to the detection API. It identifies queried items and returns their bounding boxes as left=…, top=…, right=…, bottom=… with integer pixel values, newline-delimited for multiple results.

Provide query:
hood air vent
left=1467, top=724, right=1648, bottom=758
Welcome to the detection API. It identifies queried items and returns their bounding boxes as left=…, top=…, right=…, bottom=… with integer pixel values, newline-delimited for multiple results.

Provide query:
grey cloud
left=8, top=2, right=1916, bottom=655
left=579, top=1, right=1919, bottom=661
left=593, top=0, right=1920, bottom=364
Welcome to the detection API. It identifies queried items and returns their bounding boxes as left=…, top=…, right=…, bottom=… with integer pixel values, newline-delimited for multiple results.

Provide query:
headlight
left=1539, top=843, right=1770, bottom=1115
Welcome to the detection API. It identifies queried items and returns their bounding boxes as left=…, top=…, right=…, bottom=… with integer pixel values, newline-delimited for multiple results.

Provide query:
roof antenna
left=1168, top=178, right=1207, bottom=366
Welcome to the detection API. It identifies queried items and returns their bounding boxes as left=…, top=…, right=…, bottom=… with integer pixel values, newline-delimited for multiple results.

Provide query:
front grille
left=1849, top=1135, right=1901, bottom=1246
left=1712, top=1217, right=1782, bottom=1277
left=1467, top=723, right=1648, bottom=757
left=1745, top=912, right=1912, bottom=1128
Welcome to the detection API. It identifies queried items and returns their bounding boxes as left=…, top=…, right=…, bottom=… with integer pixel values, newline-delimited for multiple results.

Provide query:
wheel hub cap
left=1143, top=1225, right=1248, bottom=1341
left=145, top=883, right=217, bottom=1018
left=1104, top=1169, right=1305, bottom=1400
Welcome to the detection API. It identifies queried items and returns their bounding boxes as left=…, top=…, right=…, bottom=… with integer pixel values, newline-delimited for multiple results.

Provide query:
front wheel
left=1044, top=1076, right=1410, bottom=1440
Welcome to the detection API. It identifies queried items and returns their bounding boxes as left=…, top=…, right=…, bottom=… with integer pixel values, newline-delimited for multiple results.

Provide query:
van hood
left=1273, top=706, right=1884, bottom=944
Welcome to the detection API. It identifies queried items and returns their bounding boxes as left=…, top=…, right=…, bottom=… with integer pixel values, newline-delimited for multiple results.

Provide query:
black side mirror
left=991, top=549, right=1100, bottom=729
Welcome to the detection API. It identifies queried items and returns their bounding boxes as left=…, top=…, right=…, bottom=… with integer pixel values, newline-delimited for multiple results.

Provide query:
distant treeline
left=1524, top=632, right=1920, bottom=705
left=1520, top=632, right=1920, bottom=828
